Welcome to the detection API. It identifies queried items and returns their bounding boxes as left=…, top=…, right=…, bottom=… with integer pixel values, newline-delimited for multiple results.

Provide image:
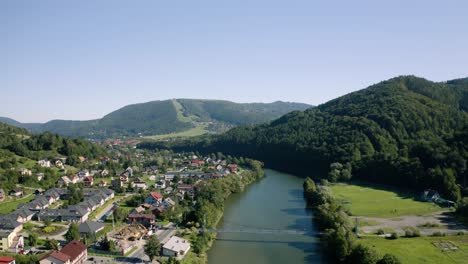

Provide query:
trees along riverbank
left=303, top=177, right=401, bottom=264
left=179, top=159, right=265, bottom=264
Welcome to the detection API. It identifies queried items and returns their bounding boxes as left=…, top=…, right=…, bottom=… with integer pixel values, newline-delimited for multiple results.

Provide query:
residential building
left=0, top=256, right=15, bottom=264
left=83, top=176, right=94, bottom=187
left=162, top=236, right=190, bottom=258
left=9, top=189, right=22, bottom=198
left=38, top=159, right=51, bottom=168
left=145, top=192, right=163, bottom=205
left=40, top=240, right=87, bottom=264
left=78, top=221, right=105, bottom=236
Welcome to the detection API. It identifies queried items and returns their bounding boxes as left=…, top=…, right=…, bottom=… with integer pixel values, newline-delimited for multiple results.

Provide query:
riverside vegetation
left=303, top=177, right=402, bottom=264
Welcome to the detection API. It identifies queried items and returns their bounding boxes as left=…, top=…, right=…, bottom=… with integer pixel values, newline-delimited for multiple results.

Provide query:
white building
left=162, top=236, right=190, bottom=259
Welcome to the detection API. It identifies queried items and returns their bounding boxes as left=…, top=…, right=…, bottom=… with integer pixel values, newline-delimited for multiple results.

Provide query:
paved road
left=94, top=194, right=134, bottom=221
left=123, top=222, right=176, bottom=263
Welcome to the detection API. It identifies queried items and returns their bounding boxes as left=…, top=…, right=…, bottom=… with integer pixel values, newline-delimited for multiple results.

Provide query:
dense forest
left=0, top=100, right=310, bottom=138
left=139, top=76, right=468, bottom=203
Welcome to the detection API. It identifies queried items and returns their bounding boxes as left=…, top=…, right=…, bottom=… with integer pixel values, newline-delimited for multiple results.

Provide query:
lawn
left=330, top=183, right=443, bottom=217
left=359, top=235, right=468, bottom=263
left=0, top=194, right=35, bottom=214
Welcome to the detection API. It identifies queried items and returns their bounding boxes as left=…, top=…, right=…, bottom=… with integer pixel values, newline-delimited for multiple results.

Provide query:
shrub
left=457, top=231, right=464, bottom=236
left=432, top=231, right=445, bottom=237
left=42, top=226, right=56, bottom=233
left=377, top=253, right=402, bottom=264
left=388, top=232, right=398, bottom=239
left=403, top=227, right=420, bottom=237
left=376, top=229, right=385, bottom=235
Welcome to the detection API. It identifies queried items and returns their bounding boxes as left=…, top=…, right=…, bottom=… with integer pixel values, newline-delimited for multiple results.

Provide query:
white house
left=38, top=159, right=51, bottom=168
left=162, top=236, right=190, bottom=259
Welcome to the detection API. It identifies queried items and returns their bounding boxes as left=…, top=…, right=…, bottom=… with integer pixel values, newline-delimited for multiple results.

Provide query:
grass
left=144, top=124, right=208, bottom=140
left=330, top=183, right=444, bottom=217
left=0, top=194, right=35, bottom=214
left=359, top=235, right=468, bottom=263
left=89, top=195, right=124, bottom=220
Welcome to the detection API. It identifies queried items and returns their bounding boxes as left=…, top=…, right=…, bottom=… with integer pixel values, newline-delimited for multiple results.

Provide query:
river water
left=207, top=169, right=321, bottom=264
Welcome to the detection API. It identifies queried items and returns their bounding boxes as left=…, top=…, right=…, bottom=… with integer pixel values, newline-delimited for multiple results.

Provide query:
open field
left=330, top=183, right=444, bottom=217
left=144, top=124, right=208, bottom=140
left=359, top=235, right=468, bottom=263
left=0, top=194, right=35, bottom=214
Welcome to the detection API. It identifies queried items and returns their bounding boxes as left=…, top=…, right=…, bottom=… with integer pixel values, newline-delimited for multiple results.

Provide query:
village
left=0, top=142, right=247, bottom=264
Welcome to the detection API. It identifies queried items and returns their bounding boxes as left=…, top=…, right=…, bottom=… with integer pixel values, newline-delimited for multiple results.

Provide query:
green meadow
left=330, top=183, right=443, bottom=217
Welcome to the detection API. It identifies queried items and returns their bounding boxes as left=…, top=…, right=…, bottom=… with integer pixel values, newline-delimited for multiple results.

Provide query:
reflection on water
left=207, top=169, right=322, bottom=264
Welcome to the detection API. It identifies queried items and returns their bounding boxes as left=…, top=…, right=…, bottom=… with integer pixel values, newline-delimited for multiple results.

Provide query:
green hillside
left=139, top=76, right=468, bottom=202
left=0, top=122, right=106, bottom=192
left=1, top=99, right=310, bottom=139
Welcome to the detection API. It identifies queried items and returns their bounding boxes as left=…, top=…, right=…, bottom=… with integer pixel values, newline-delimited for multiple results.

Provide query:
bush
left=377, top=253, right=402, bottom=264
left=388, top=232, right=398, bottom=239
left=42, top=226, right=56, bottom=233
left=376, top=228, right=385, bottom=235
left=403, top=227, right=421, bottom=237
left=432, top=231, right=445, bottom=237
left=456, top=231, right=464, bottom=236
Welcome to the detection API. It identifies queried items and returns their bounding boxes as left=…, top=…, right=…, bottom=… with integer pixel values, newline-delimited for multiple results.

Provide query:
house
left=36, top=173, right=45, bottom=181
left=9, top=189, right=23, bottom=198
left=0, top=256, right=15, bottom=264
left=78, top=221, right=105, bottom=235
left=227, top=164, right=238, bottom=173
left=68, top=175, right=79, bottom=184
left=145, top=192, right=163, bottom=205
left=163, top=198, right=176, bottom=208
left=38, top=159, right=51, bottom=168
left=120, top=175, right=129, bottom=183
left=77, top=170, right=90, bottom=178
left=155, top=181, right=166, bottom=189
left=127, top=214, right=155, bottom=227
left=132, top=179, right=147, bottom=190
left=78, top=156, right=86, bottom=163
left=0, top=215, right=24, bottom=253
left=164, top=172, right=178, bottom=181
left=55, top=159, right=64, bottom=168
left=40, top=240, right=87, bottom=264
left=58, top=176, right=72, bottom=186
left=83, top=176, right=94, bottom=187
left=97, top=180, right=107, bottom=187
left=164, top=187, right=174, bottom=195
left=17, top=168, right=31, bottom=176
left=0, top=189, right=4, bottom=201
left=162, top=236, right=190, bottom=258
left=100, top=169, right=109, bottom=177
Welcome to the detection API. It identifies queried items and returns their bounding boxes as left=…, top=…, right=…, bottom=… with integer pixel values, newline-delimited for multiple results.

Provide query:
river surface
left=207, top=169, right=321, bottom=264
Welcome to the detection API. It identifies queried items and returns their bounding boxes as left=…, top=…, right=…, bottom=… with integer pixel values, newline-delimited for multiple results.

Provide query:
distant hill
left=0, top=99, right=311, bottom=139
left=140, top=76, right=468, bottom=202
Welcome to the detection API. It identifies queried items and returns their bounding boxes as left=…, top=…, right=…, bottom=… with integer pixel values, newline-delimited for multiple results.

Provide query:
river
left=207, top=169, right=321, bottom=264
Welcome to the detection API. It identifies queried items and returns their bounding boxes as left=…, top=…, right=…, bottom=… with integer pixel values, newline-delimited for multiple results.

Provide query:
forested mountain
left=0, top=99, right=310, bottom=139
left=139, top=76, right=468, bottom=202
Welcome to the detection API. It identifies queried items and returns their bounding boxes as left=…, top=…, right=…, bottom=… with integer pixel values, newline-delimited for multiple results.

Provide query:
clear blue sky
left=1, top=0, right=467, bottom=122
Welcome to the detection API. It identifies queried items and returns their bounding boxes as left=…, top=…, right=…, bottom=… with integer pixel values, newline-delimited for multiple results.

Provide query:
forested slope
left=139, top=76, right=468, bottom=202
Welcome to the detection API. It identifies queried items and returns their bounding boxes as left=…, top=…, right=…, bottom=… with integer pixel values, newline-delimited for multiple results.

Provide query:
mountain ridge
left=0, top=99, right=311, bottom=139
